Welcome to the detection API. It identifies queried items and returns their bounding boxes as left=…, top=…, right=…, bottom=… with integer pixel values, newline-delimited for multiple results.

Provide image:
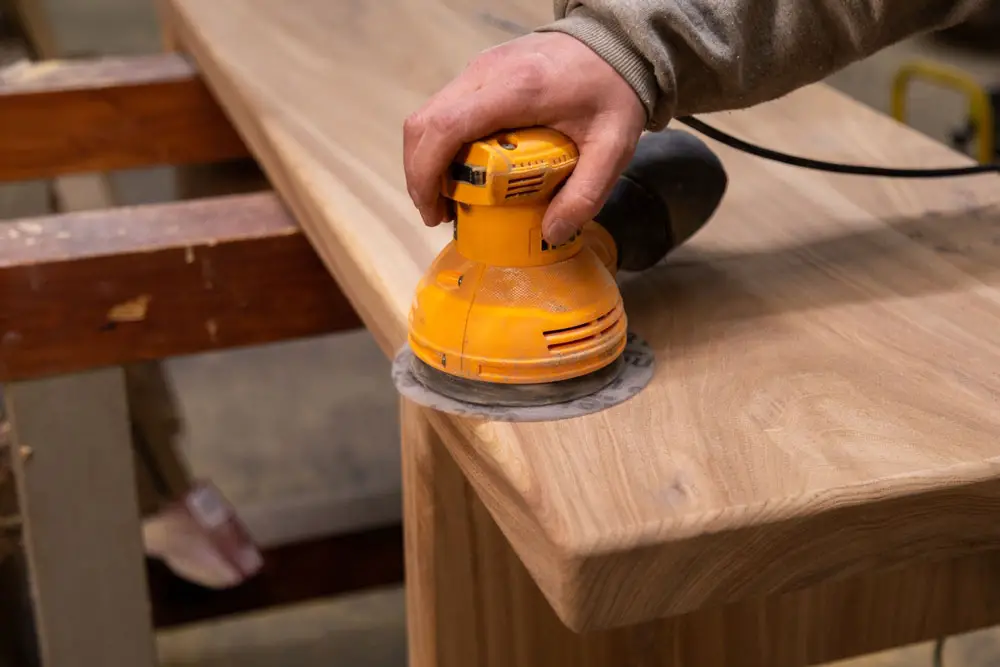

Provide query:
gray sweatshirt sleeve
left=536, top=0, right=988, bottom=130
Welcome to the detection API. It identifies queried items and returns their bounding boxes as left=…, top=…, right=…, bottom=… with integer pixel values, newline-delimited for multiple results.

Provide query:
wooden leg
left=6, top=368, right=157, bottom=667
left=3, top=2, right=194, bottom=520
left=3, top=0, right=58, bottom=57
left=403, top=400, right=1000, bottom=667
left=124, top=361, right=191, bottom=515
left=153, top=0, right=180, bottom=52
left=402, top=399, right=654, bottom=667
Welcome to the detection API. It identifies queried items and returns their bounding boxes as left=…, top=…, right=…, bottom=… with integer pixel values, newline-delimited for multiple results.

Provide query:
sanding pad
left=391, top=332, right=655, bottom=422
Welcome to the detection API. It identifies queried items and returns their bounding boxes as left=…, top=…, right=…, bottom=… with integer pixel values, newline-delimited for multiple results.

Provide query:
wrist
left=535, top=7, right=660, bottom=128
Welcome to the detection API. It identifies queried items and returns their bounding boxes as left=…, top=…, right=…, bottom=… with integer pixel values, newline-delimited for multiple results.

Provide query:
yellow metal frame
left=891, top=60, right=995, bottom=165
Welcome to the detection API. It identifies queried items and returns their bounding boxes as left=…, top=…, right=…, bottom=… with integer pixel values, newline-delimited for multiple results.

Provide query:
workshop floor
left=3, top=1, right=1000, bottom=666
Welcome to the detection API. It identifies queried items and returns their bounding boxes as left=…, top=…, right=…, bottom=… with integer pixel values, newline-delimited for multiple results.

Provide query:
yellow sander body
left=400, top=124, right=730, bottom=413
left=406, top=128, right=628, bottom=405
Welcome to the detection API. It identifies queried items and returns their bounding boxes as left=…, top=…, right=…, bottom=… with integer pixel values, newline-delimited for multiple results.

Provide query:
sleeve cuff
left=535, top=8, right=663, bottom=129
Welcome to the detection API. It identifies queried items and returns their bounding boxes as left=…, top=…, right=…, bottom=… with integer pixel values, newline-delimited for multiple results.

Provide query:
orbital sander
left=392, top=126, right=728, bottom=421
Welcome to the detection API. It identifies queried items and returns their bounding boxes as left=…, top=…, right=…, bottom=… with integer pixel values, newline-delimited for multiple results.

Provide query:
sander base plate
left=391, top=332, right=655, bottom=423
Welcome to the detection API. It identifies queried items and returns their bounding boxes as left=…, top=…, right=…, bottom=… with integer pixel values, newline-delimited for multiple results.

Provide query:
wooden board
left=0, top=193, right=361, bottom=381
left=0, top=53, right=247, bottom=181
left=7, top=368, right=157, bottom=667
left=404, top=399, right=1000, bottom=667
left=165, top=0, right=1000, bottom=632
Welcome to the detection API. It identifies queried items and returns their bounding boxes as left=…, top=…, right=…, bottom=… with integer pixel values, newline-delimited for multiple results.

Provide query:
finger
left=405, top=76, right=547, bottom=226
left=542, top=132, right=635, bottom=245
left=404, top=104, right=453, bottom=226
left=403, top=81, right=473, bottom=226
left=403, top=68, right=495, bottom=226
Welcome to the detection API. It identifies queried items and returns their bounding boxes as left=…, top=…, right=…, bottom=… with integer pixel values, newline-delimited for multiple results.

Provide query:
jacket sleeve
left=536, top=0, right=988, bottom=130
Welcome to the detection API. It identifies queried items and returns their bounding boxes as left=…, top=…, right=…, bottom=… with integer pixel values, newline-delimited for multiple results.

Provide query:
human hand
left=403, top=31, right=647, bottom=245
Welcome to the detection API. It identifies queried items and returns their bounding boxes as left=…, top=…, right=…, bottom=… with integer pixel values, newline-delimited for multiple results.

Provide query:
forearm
left=537, top=0, right=987, bottom=129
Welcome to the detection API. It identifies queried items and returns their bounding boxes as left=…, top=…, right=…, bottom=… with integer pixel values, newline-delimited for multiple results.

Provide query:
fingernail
left=544, top=219, right=575, bottom=245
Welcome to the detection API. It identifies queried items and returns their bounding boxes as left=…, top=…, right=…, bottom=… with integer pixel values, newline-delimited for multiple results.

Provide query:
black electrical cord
left=676, top=116, right=1000, bottom=178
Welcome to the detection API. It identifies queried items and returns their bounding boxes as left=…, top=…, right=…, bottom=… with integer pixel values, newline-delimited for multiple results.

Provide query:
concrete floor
left=3, top=1, right=1000, bottom=666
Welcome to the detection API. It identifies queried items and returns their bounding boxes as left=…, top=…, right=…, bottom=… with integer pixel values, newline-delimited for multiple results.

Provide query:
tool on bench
left=391, top=103, right=999, bottom=422
left=391, top=127, right=728, bottom=421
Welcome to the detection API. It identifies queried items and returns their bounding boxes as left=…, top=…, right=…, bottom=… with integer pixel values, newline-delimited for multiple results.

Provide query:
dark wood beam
left=0, top=52, right=249, bottom=181
left=0, top=192, right=362, bottom=381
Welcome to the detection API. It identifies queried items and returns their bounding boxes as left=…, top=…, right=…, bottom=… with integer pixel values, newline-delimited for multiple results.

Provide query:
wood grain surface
left=405, top=400, right=1000, bottom=667
left=166, top=0, right=1000, bottom=631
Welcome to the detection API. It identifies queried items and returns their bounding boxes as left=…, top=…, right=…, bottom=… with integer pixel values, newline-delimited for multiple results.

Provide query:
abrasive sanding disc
left=391, top=332, right=655, bottom=423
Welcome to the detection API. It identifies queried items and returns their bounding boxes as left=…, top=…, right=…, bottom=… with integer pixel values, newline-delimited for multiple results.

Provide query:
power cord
left=677, top=116, right=1000, bottom=179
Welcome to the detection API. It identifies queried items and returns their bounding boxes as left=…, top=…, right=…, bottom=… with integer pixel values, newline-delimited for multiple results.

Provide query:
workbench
left=4, top=0, right=1000, bottom=665
left=0, top=49, right=403, bottom=665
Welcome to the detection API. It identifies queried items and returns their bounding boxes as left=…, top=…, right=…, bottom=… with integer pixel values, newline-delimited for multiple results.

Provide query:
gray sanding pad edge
left=390, top=332, right=655, bottom=423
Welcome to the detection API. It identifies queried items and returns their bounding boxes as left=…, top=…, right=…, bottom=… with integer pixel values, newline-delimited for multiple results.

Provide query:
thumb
left=542, top=134, right=635, bottom=245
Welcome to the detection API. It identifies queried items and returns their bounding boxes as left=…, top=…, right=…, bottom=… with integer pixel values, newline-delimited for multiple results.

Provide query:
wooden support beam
left=3, top=0, right=59, bottom=57
left=0, top=52, right=249, bottom=181
left=148, top=524, right=405, bottom=629
left=0, top=192, right=362, bottom=381
left=8, top=368, right=158, bottom=667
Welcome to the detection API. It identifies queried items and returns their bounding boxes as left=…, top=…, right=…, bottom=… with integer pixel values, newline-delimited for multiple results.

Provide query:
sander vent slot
left=542, top=303, right=624, bottom=354
left=505, top=175, right=544, bottom=199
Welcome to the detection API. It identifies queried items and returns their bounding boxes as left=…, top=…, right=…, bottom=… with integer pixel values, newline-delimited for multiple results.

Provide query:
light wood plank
left=404, top=399, right=1000, bottom=667
left=6, top=368, right=156, bottom=667
left=166, top=0, right=1000, bottom=632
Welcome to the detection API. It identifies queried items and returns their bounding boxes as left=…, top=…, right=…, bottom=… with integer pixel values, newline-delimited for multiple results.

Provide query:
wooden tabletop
left=166, top=0, right=1000, bottom=632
